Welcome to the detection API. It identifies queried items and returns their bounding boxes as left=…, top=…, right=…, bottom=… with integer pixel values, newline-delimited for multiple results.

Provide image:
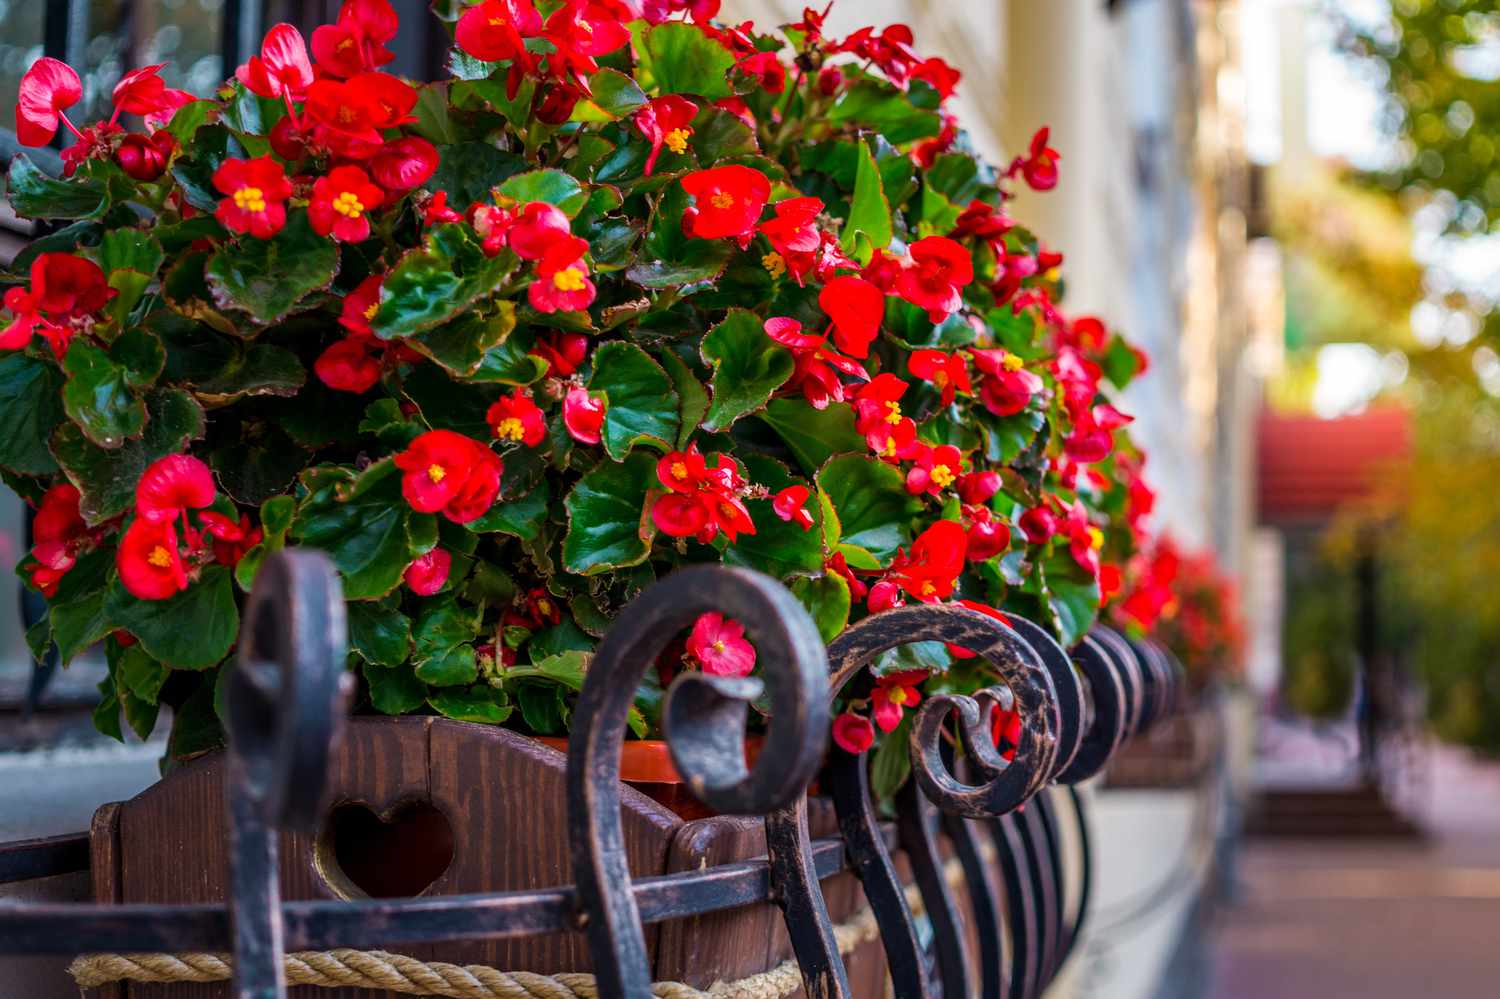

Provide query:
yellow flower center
left=147, top=545, right=173, bottom=569
left=762, top=252, right=786, bottom=278
left=883, top=437, right=898, bottom=458
left=427, top=463, right=446, bottom=483
left=883, top=400, right=903, bottom=425
left=919, top=581, right=937, bottom=597
left=720, top=502, right=738, bottom=518
left=233, top=186, right=266, bottom=213
left=537, top=598, right=552, bottom=616
left=712, top=639, right=727, bottom=654
left=494, top=417, right=525, bottom=441
left=1002, top=352, right=1025, bottom=372
left=337, top=105, right=357, bottom=125
left=332, top=190, right=365, bottom=219
left=670, top=461, right=689, bottom=481
left=931, top=464, right=956, bottom=488
left=888, top=687, right=908, bottom=706
left=552, top=267, right=586, bottom=292
left=337, top=35, right=357, bottom=51
left=363, top=301, right=379, bottom=320
left=933, top=371, right=949, bottom=387
left=664, top=127, right=692, bottom=154
left=710, top=191, right=736, bottom=210
left=1089, top=527, right=1104, bottom=550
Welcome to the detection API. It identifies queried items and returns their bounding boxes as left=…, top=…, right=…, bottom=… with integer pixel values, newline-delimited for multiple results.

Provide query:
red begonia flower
left=971, top=348, right=1043, bottom=417
left=311, top=0, right=399, bottom=78
left=486, top=388, right=547, bottom=446
left=867, top=578, right=903, bottom=612
left=634, top=95, right=697, bottom=176
left=117, top=518, right=189, bottom=600
left=763, top=316, right=823, bottom=350
left=532, top=331, right=590, bottom=376
left=309, top=165, right=385, bottom=242
left=269, top=116, right=309, bottom=161
left=31, top=252, right=113, bottom=317
left=832, top=711, right=875, bottom=754
left=687, top=611, right=757, bottom=677
left=507, top=202, right=572, bottom=261
left=237, top=23, right=314, bottom=100
left=759, top=196, right=823, bottom=261
left=16, top=57, right=83, bottom=146
left=764, top=318, right=868, bottom=409
left=304, top=77, right=386, bottom=157
left=422, top=191, right=464, bottom=227
left=1014, top=127, right=1060, bottom=191
left=199, top=511, right=262, bottom=567
left=1019, top=504, right=1060, bottom=545
left=905, top=444, right=964, bottom=496
left=963, top=506, right=1009, bottom=562
left=991, top=703, right=1022, bottom=759
left=1064, top=403, right=1133, bottom=464
left=681, top=166, right=771, bottom=242
left=339, top=274, right=384, bottom=336
left=405, top=548, right=452, bottom=595
left=563, top=385, right=606, bottom=444
left=394, top=430, right=504, bottom=524
left=1, top=288, right=45, bottom=350
left=908, top=349, right=971, bottom=406
left=110, top=65, right=195, bottom=125
left=736, top=51, right=786, bottom=93
left=456, top=0, right=543, bottom=63
left=357, top=72, right=419, bottom=129
left=897, top=236, right=973, bottom=322
left=820, top=275, right=884, bottom=359
left=772, top=485, right=814, bottom=531
left=33, top=483, right=84, bottom=548
left=315, top=337, right=382, bottom=393
left=652, top=493, right=709, bottom=538
left=371, top=136, right=439, bottom=193
left=643, top=0, right=720, bottom=23
left=212, top=156, right=293, bottom=238
left=912, top=56, right=961, bottom=100
left=529, top=235, right=596, bottom=313
left=887, top=519, right=967, bottom=603
left=657, top=444, right=709, bottom=493
left=115, top=131, right=175, bottom=181
left=955, top=470, right=1001, bottom=506
left=136, top=454, right=215, bottom=525
left=872, top=669, right=927, bottom=732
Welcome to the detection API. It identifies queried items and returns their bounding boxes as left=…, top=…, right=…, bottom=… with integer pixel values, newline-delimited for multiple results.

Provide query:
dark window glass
left=0, top=3, right=46, bottom=134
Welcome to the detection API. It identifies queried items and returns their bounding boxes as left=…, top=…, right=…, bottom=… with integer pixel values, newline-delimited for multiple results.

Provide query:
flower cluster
left=3, top=0, right=1165, bottom=765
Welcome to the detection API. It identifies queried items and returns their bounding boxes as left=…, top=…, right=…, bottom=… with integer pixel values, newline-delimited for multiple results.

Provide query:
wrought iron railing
left=0, top=548, right=1183, bottom=999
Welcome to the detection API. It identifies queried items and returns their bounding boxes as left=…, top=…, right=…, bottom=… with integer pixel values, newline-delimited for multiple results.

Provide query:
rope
left=70, top=859, right=968, bottom=998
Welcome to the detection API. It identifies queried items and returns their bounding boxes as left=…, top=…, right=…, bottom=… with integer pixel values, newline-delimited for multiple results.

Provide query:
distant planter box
left=87, top=717, right=912, bottom=998
left=1102, top=700, right=1218, bottom=790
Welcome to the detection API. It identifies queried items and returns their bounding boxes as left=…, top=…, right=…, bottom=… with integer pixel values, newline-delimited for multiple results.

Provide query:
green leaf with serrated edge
left=429, top=141, right=524, bottom=206
left=700, top=310, right=793, bottom=432
left=62, top=341, right=146, bottom=447
left=828, top=79, right=942, bottom=145
left=205, top=213, right=339, bottom=326
left=498, top=169, right=588, bottom=217
left=162, top=250, right=237, bottom=335
left=11, top=220, right=103, bottom=272
left=50, top=548, right=114, bottom=664
left=634, top=21, right=736, bottom=99
left=409, top=512, right=439, bottom=556
left=0, top=352, right=65, bottom=475
left=589, top=341, right=680, bottom=459
left=116, top=639, right=169, bottom=703
left=91, top=230, right=165, bottom=329
left=234, top=495, right=295, bottom=591
left=758, top=398, right=866, bottom=478
left=291, top=461, right=411, bottom=600
left=791, top=572, right=851, bottom=644
left=372, top=223, right=514, bottom=339
left=170, top=123, right=245, bottom=212
left=93, top=674, right=123, bottom=742
left=52, top=389, right=205, bottom=525
left=626, top=181, right=734, bottom=288
left=464, top=560, right=517, bottom=605
left=655, top=348, right=708, bottom=447
left=723, top=454, right=825, bottom=578
left=6, top=153, right=106, bottom=219
left=1039, top=553, right=1101, bottom=649
left=429, top=686, right=513, bottom=723
left=106, top=566, right=238, bottom=670
left=415, top=644, right=478, bottom=686
left=1102, top=334, right=1141, bottom=389
left=465, top=479, right=550, bottom=539
left=409, top=81, right=457, bottom=143
left=980, top=409, right=1045, bottom=465
left=111, top=327, right=166, bottom=389
left=817, top=455, right=923, bottom=562
left=563, top=451, right=657, bottom=575
left=412, top=595, right=480, bottom=660
left=164, top=98, right=216, bottom=146
left=194, top=343, right=306, bottom=403
left=530, top=618, right=594, bottom=660
left=841, top=139, right=892, bottom=261
left=690, top=107, right=758, bottom=162
left=364, top=660, right=427, bottom=714
left=572, top=68, right=647, bottom=122
left=207, top=415, right=306, bottom=506
left=405, top=303, right=516, bottom=377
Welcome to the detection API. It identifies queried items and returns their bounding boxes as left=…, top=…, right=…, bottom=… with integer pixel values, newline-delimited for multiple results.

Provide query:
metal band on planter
left=0, top=549, right=1181, bottom=999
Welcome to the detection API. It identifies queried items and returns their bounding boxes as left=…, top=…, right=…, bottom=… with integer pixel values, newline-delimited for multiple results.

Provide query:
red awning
left=1257, top=407, right=1412, bottom=524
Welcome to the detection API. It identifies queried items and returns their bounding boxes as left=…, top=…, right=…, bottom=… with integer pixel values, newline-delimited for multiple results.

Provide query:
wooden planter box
left=87, top=717, right=906, bottom=997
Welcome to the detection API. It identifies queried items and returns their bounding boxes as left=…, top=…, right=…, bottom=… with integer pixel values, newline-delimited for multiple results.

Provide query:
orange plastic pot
left=535, top=736, right=763, bottom=820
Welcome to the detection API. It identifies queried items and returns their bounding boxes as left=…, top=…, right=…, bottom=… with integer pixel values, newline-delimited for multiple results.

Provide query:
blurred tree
left=1351, top=0, right=1500, bottom=234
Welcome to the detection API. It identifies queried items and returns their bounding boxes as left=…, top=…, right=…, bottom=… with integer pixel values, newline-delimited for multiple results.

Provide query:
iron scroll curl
left=566, top=564, right=831, bottom=998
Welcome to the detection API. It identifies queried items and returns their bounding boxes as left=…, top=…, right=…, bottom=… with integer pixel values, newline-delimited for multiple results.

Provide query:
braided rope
left=69, top=860, right=964, bottom=998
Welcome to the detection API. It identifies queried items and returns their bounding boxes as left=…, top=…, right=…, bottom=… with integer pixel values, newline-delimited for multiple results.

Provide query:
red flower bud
left=115, top=131, right=174, bottom=181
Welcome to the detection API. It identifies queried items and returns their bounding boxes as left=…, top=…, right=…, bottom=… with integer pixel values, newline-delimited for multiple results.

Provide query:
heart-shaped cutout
left=316, top=800, right=454, bottom=899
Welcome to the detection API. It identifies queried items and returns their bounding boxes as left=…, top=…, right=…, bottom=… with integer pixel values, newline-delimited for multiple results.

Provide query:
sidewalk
left=1209, top=744, right=1500, bottom=996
